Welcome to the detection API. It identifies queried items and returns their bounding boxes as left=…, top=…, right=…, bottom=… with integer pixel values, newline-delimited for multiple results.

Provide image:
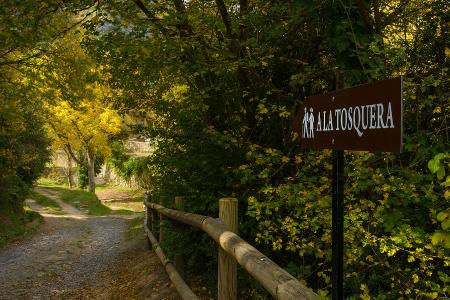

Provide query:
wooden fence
left=144, top=192, right=321, bottom=300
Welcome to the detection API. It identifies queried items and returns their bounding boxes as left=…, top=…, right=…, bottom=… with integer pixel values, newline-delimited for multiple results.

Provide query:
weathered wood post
left=218, top=197, right=238, bottom=300
left=144, top=191, right=149, bottom=230
left=159, top=198, right=165, bottom=245
left=151, top=201, right=159, bottom=239
left=144, top=191, right=151, bottom=249
left=174, top=196, right=186, bottom=279
left=147, top=193, right=159, bottom=237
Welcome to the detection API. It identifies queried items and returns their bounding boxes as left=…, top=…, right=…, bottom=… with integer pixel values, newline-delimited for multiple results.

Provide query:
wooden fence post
left=218, top=198, right=238, bottom=300
left=174, top=196, right=186, bottom=279
left=159, top=198, right=165, bottom=245
left=144, top=191, right=149, bottom=230
left=144, top=191, right=153, bottom=249
left=151, top=204, right=159, bottom=240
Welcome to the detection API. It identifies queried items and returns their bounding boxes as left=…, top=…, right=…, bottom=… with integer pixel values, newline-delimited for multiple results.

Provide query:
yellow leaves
left=281, top=156, right=290, bottom=163
left=445, top=190, right=450, bottom=200
left=238, top=164, right=248, bottom=170
left=316, top=289, right=329, bottom=298
left=279, top=111, right=290, bottom=118
left=321, top=232, right=331, bottom=243
left=407, top=255, right=415, bottom=262
left=317, top=271, right=330, bottom=284
left=360, top=283, right=371, bottom=300
left=412, top=274, right=419, bottom=284
left=261, top=186, right=274, bottom=194
left=45, top=99, right=121, bottom=158
left=265, top=148, right=275, bottom=155
left=291, top=131, right=298, bottom=141
left=445, top=47, right=450, bottom=57
left=272, top=238, right=282, bottom=251
left=257, top=103, right=269, bottom=115
left=162, top=84, right=189, bottom=103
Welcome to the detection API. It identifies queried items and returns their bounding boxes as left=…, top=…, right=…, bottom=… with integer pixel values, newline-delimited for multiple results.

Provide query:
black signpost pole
left=332, top=69, right=344, bottom=300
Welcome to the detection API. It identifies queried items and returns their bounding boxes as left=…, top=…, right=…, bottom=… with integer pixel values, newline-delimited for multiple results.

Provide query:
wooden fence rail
left=144, top=192, right=321, bottom=300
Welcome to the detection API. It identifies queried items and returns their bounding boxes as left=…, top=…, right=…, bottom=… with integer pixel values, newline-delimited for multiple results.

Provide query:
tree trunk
left=67, top=157, right=74, bottom=189
left=104, top=163, right=111, bottom=183
left=87, top=152, right=96, bottom=193
left=64, top=148, right=75, bottom=189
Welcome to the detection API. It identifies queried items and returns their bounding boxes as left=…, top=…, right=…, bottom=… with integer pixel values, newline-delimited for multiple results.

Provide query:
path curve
left=0, top=187, right=179, bottom=300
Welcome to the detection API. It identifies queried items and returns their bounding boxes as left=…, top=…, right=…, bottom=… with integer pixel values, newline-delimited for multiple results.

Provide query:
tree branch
left=173, top=0, right=194, bottom=35
left=215, top=0, right=235, bottom=39
left=373, top=0, right=382, bottom=34
left=47, top=120, right=82, bottom=164
left=132, top=0, right=161, bottom=22
left=131, top=0, right=174, bottom=35
left=239, top=0, right=248, bottom=41
left=65, top=144, right=81, bottom=165
left=356, top=0, right=374, bottom=33
left=0, top=8, right=96, bottom=67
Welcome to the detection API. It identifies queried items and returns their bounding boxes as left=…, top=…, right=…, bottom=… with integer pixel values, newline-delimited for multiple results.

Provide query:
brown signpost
left=293, top=74, right=403, bottom=300
left=294, top=77, right=403, bottom=153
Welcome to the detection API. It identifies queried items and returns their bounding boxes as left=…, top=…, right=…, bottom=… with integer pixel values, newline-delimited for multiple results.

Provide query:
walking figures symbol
left=302, top=107, right=315, bottom=139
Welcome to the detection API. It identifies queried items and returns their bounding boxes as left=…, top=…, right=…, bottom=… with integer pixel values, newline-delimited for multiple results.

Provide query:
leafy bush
left=108, top=141, right=154, bottom=189
left=0, top=90, right=50, bottom=211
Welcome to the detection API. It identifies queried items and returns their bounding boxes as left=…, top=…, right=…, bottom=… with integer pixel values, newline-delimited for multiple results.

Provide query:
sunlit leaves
left=45, top=99, right=121, bottom=157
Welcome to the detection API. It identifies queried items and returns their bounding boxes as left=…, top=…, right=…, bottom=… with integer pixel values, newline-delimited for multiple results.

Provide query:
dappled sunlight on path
left=34, top=187, right=88, bottom=219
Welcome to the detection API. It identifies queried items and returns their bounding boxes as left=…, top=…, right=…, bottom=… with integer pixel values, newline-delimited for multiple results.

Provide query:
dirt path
left=0, top=188, right=179, bottom=300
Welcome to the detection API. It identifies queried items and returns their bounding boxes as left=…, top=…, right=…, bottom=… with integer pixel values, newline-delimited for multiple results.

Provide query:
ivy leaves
left=428, top=153, right=449, bottom=181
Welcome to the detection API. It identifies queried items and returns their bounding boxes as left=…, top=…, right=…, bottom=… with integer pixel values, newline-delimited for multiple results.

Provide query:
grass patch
left=57, top=188, right=135, bottom=216
left=36, top=177, right=67, bottom=188
left=96, top=183, right=141, bottom=193
left=60, top=189, right=112, bottom=215
left=0, top=205, right=43, bottom=248
left=28, top=190, right=63, bottom=212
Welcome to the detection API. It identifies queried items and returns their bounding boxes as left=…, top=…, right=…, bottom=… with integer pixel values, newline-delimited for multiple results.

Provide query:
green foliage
left=428, top=153, right=449, bottom=181
left=108, top=141, right=155, bottom=189
left=0, top=86, right=50, bottom=211
left=0, top=0, right=56, bottom=230
left=428, top=153, right=450, bottom=250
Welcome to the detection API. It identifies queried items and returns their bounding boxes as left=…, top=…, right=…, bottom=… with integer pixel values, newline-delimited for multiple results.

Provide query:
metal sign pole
left=332, top=69, right=344, bottom=300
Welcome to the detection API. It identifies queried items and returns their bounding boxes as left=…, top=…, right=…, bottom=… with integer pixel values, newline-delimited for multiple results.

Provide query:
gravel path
left=0, top=188, right=178, bottom=300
